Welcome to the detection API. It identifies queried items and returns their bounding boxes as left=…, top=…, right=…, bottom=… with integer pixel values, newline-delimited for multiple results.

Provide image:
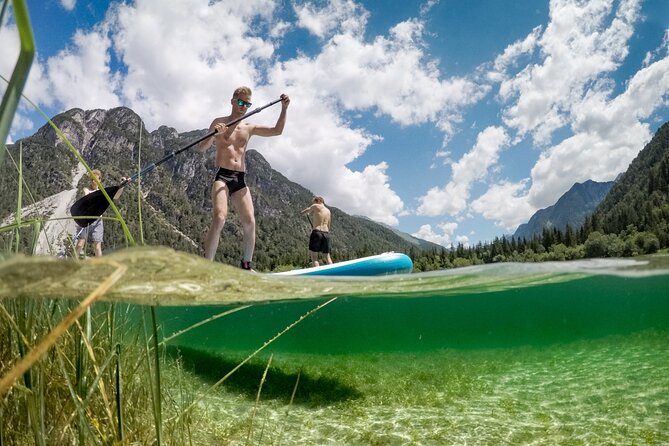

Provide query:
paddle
left=70, top=97, right=284, bottom=227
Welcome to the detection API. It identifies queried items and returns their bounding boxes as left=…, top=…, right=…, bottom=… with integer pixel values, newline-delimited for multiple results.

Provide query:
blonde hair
left=313, top=196, right=325, bottom=204
left=233, top=86, right=252, bottom=98
left=89, top=169, right=102, bottom=188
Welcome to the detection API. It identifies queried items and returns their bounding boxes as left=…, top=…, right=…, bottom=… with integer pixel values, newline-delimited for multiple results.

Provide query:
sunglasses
left=236, top=99, right=252, bottom=108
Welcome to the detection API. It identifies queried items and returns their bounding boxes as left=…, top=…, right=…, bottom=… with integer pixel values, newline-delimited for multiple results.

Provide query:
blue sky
left=2, top=0, right=669, bottom=246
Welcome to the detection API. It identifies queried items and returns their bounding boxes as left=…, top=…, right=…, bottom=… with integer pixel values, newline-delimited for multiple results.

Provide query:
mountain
left=1, top=107, right=435, bottom=269
left=591, top=121, right=669, bottom=245
left=513, top=180, right=615, bottom=240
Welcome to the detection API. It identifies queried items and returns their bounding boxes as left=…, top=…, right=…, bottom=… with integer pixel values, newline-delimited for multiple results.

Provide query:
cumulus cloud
left=471, top=43, right=669, bottom=229
left=412, top=221, right=463, bottom=247
left=111, top=0, right=278, bottom=130
left=416, top=126, right=509, bottom=216
left=294, top=0, right=367, bottom=39
left=60, top=0, right=76, bottom=11
left=470, top=180, right=534, bottom=231
left=498, top=0, right=641, bottom=145
left=47, top=27, right=122, bottom=110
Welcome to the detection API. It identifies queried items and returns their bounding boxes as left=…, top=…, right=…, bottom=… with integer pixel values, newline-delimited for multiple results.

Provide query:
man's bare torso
left=212, top=117, right=254, bottom=171
left=308, top=204, right=331, bottom=232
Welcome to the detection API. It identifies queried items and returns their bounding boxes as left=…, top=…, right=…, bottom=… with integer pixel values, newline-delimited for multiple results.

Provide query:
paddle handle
left=118, top=97, right=284, bottom=188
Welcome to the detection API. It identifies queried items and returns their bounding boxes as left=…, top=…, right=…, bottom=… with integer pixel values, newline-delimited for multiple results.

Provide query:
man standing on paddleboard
left=198, top=86, right=290, bottom=271
left=301, top=196, right=333, bottom=267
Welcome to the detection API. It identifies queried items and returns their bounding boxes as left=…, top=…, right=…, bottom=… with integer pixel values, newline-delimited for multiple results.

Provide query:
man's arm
left=251, top=94, right=289, bottom=137
left=300, top=204, right=313, bottom=215
left=197, top=121, right=217, bottom=153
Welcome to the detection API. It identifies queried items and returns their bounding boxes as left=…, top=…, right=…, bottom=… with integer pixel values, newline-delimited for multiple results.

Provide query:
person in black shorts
left=301, top=196, right=333, bottom=267
left=198, top=86, right=290, bottom=271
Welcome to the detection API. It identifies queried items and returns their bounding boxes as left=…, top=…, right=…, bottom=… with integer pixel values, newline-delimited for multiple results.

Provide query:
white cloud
left=412, top=221, right=469, bottom=247
left=527, top=53, right=669, bottom=209
left=10, top=0, right=490, bottom=226
left=471, top=179, right=534, bottom=231
left=470, top=46, right=669, bottom=229
left=60, top=0, right=76, bottom=11
left=294, top=0, right=367, bottom=39
left=47, top=27, right=122, bottom=110
left=111, top=0, right=278, bottom=131
left=487, top=25, right=542, bottom=83
left=416, top=126, right=509, bottom=216
left=498, top=0, right=642, bottom=145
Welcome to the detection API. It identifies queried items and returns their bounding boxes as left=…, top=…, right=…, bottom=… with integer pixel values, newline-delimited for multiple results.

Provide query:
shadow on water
left=165, top=345, right=362, bottom=406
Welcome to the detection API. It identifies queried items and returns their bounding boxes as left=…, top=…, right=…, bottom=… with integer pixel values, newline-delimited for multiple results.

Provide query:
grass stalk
left=14, top=142, right=22, bottom=254
left=159, top=305, right=252, bottom=346
left=246, top=354, right=273, bottom=445
left=74, top=318, right=116, bottom=435
left=150, top=306, right=163, bottom=445
left=141, top=306, right=163, bottom=445
left=137, top=119, right=145, bottom=244
left=115, top=343, right=124, bottom=442
left=53, top=341, right=101, bottom=446
left=276, top=369, right=301, bottom=445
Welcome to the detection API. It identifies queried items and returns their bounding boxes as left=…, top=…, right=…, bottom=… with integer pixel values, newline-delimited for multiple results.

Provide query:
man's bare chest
left=217, top=124, right=251, bottom=148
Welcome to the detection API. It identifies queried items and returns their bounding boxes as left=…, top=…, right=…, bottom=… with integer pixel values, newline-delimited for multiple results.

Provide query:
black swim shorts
left=309, top=229, right=331, bottom=254
left=214, top=167, right=247, bottom=194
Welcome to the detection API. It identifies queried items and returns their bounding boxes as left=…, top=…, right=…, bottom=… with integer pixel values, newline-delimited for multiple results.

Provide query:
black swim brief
left=309, top=229, right=331, bottom=254
left=214, top=167, right=247, bottom=194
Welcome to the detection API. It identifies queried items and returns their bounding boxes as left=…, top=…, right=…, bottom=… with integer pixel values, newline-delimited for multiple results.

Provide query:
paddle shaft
left=70, top=97, right=283, bottom=225
left=118, top=97, right=283, bottom=188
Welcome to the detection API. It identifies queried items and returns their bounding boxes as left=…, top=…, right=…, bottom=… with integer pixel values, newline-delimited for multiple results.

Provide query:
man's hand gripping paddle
left=70, top=97, right=284, bottom=227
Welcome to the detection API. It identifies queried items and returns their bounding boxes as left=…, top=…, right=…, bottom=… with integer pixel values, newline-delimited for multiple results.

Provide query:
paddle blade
left=70, top=186, right=120, bottom=227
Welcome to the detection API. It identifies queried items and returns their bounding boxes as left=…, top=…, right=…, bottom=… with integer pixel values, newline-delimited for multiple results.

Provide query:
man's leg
left=204, top=181, right=229, bottom=260
left=324, top=253, right=333, bottom=265
left=92, top=241, right=102, bottom=257
left=75, top=238, right=86, bottom=257
left=231, top=187, right=255, bottom=263
left=309, top=251, right=320, bottom=267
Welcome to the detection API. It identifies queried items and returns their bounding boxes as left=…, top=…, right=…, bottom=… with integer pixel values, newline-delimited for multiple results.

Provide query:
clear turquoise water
left=153, top=256, right=669, bottom=444
left=3, top=249, right=667, bottom=443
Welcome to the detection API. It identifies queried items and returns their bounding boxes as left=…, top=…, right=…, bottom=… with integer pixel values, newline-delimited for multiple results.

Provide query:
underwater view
left=1, top=249, right=669, bottom=444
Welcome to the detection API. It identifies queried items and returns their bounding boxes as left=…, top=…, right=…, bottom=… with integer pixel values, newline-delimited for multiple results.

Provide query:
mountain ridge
left=513, top=179, right=615, bottom=240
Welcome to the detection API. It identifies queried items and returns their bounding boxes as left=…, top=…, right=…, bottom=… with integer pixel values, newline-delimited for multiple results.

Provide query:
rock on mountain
left=513, top=180, right=615, bottom=240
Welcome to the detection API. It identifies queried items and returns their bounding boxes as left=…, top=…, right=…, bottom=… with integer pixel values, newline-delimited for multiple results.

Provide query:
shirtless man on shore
left=198, top=86, right=290, bottom=270
left=301, top=196, right=333, bottom=267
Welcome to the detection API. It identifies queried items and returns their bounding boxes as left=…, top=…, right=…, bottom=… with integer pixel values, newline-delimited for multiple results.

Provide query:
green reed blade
left=0, top=0, right=34, bottom=165
left=115, top=343, right=124, bottom=442
left=247, top=354, right=273, bottom=445
left=138, top=120, right=145, bottom=244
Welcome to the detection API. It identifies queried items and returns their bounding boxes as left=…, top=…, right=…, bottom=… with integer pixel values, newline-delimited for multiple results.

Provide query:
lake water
left=2, top=249, right=668, bottom=444
left=151, top=254, right=669, bottom=445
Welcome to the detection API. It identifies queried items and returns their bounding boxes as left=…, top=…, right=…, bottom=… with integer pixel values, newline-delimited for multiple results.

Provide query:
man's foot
left=240, top=260, right=255, bottom=272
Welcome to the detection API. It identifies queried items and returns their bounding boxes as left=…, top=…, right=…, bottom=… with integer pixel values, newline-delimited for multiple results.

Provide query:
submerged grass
left=159, top=330, right=669, bottom=445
